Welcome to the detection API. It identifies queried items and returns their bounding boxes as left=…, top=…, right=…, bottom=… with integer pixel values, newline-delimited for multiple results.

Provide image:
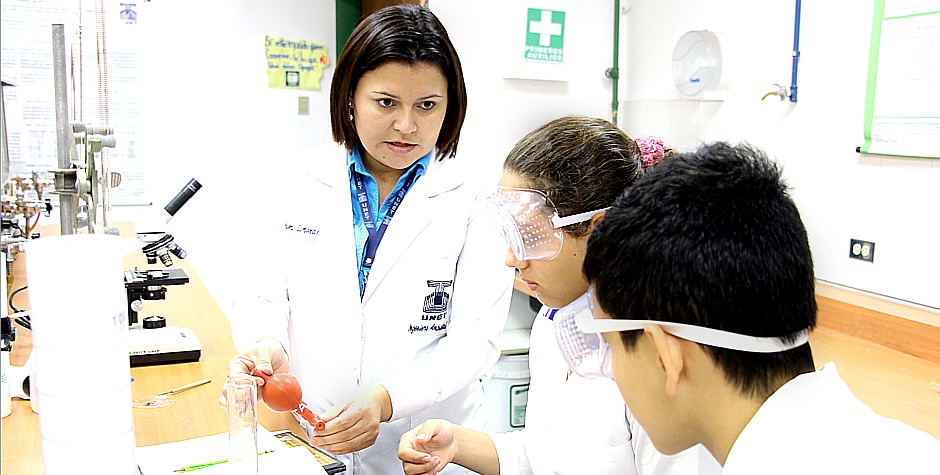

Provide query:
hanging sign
left=524, top=8, right=566, bottom=63
left=502, top=1, right=576, bottom=81
left=264, top=36, right=330, bottom=90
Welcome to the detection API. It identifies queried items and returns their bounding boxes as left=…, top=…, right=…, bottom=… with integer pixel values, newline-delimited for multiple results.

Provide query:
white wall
left=122, top=0, right=619, bottom=313
left=122, top=0, right=938, bottom=314
left=431, top=1, right=618, bottom=183
left=616, top=0, right=939, bottom=310
left=115, top=0, right=336, bottom=312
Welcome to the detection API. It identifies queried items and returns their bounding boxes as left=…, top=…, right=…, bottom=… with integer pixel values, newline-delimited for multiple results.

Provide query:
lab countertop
left=1, top=224, right=304, bottom=474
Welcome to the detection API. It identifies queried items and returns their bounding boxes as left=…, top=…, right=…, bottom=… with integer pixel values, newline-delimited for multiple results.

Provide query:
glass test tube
left=226, top=376, right=259, bottom=474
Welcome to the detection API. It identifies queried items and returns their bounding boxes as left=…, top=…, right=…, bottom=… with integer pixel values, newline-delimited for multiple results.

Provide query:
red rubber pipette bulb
left=251, top=370, right=325, bottom=431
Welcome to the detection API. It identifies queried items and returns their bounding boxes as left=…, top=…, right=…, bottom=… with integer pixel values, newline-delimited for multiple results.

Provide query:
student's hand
left=310, top=385, right=391, bottom=454
left=398, top=419, right=456, bottom=475
left=220, top=337, right=290, bottom=405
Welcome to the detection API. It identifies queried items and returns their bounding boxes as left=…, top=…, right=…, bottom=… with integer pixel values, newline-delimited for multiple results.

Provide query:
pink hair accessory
left=635, top=135, right=665, bottom=170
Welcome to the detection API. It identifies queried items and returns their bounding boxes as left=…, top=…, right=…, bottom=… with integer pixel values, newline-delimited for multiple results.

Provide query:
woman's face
left=352, top=61, right=448, bottom=175
left=500, top=171, right=590, bottom=309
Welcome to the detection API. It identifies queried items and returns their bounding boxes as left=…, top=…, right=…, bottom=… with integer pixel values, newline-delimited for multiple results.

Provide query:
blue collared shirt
left=348, top=147, right=431, bottom=294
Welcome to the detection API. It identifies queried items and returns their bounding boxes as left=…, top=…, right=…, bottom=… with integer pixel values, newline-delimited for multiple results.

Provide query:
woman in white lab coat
left=225, top=5, right=514, bottom=475
left=398, top=116, right=720, bottom=475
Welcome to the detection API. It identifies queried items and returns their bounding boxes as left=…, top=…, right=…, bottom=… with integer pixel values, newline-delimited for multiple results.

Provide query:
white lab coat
left=492, top=297, right=720, bottom=475
left=723, top=362, right=940, bottom=474
left=229, top=143, right=515, bottom=475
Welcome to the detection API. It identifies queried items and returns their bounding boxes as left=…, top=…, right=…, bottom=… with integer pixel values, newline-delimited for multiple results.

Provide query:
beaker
left=226, top=376, right=259, bottom=474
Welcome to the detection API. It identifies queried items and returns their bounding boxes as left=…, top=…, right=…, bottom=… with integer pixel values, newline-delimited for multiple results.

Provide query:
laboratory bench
left=1, top=224, right=304, bottom=474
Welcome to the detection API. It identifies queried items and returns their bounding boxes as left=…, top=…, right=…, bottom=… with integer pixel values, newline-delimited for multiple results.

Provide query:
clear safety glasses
left=485, top=187, right=607, bottom=261
left=555, top=288, right=811, bottom=379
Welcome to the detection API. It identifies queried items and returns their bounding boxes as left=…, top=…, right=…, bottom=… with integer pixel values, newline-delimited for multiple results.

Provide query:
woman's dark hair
left=330, top=4, right=467, bottom=160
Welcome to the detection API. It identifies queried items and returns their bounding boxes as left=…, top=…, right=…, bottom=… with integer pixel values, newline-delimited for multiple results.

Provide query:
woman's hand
left=221, top=337, right=290, bottom=405
left=309, top=384, right=392, bottom=454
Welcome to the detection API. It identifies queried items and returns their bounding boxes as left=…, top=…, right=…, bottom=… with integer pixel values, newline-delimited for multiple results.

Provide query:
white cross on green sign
left=525, top=8, right=565, bottom=63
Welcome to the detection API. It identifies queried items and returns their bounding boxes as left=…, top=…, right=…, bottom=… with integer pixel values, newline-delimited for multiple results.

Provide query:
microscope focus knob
left=143, top=315, right=167, bottom=329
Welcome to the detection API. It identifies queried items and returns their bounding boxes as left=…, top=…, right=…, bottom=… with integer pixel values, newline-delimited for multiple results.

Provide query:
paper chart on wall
left=0, top=0, right=149, bottom=202
left=860, top=0, right=940, bottom=159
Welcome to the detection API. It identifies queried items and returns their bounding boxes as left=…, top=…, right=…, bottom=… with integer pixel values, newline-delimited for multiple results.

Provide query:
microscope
left=137, top=178, right=201, bottom=266
left=125, top=179, right=203, bottom=366
left=124, top=268, right=201, bottom=366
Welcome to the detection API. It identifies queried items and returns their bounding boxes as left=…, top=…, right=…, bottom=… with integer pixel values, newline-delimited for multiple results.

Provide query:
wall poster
left=860, top=0, right=940, bottom=158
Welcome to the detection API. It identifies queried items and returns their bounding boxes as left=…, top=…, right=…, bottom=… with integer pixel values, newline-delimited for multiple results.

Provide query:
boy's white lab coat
left=492, top=297, right=720, bottom=475
left=723, top=362, right=940, bottom=474
left=230, top=143, right=514, bottom=475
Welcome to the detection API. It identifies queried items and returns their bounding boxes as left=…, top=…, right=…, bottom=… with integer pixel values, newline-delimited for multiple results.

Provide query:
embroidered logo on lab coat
left=424, top=280, right=452, bottom=313
left=408, top=280, right=452, bottom=334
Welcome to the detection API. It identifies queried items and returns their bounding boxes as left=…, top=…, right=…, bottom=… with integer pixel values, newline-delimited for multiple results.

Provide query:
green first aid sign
left=525, top=8, right=565, bottom=63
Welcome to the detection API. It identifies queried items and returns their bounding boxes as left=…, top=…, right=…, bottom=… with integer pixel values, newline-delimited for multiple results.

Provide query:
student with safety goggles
left=577, top=142, right=940, bottom=474
left=556, top=286, right=810, bottom=379
left=399, top=115, right=720, bottom=475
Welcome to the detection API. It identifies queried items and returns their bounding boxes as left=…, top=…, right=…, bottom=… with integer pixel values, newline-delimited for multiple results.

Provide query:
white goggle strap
left=574, top=310, right=809, bottom=353
left=550, top=207, right=610, bottom=228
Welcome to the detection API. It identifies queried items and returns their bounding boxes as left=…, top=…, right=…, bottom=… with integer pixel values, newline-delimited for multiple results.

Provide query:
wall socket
left=849, top=239, right=875, bottom=262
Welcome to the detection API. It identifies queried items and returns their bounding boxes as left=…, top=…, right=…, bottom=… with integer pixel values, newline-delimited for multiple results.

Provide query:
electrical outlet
left=849, top=239, right=875, bottom=262
left=298, top=96, right=310, bottom=116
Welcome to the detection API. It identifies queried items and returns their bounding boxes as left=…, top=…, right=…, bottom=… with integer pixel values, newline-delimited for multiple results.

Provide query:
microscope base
left=128, top=325, right=202, bottom=367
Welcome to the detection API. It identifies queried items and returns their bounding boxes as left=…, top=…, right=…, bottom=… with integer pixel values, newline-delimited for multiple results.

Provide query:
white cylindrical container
left=29, top=352, right=39, bottom=413
left=1, top=350, right=11, bottom=418
left=26, top=234, right=136, bottom=474
left=481, top=353, right=530, bottom=433
left=6, top=354, right=32, bottom=401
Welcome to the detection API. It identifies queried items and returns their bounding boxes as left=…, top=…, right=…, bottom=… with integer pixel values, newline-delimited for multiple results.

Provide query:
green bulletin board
left=860, top=0, right=940, bottom=159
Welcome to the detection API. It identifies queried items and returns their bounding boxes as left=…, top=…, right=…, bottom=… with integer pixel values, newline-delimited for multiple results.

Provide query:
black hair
left=583, top=141, right=817, bottom=398
left=330, top=4, right=467, bottom=160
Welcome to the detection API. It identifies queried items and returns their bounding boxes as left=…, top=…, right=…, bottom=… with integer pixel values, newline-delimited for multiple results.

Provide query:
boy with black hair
left=569, top=141, right=939, bottom=473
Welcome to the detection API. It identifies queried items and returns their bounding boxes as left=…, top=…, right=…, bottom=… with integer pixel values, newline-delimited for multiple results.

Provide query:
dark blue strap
left=546, top=308, right=559, bottom=321
left=354, top=171, right=416, bottom=273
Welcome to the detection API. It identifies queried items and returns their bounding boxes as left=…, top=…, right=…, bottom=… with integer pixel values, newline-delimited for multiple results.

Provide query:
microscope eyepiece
left=164, top=178, right=202, bottom=219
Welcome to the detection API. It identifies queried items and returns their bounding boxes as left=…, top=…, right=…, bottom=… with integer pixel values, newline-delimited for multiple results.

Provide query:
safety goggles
left=485, top=187, right=607, bottom=261
left=555, top=288, right=811, bottom=379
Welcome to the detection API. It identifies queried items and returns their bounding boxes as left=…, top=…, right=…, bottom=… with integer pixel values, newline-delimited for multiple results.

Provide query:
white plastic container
left=26, top=234, right=136, bottom=474
left=671, top=30, right=733, bottom=101
left=1, top=350, right=11, bottom=418
left=481, top=353, right=530, bottom=433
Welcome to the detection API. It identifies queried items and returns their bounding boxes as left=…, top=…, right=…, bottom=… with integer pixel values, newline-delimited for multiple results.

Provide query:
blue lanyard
left=546, top=308, right=558, bottom=321
left=354, top=172, right=416, bottom=294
